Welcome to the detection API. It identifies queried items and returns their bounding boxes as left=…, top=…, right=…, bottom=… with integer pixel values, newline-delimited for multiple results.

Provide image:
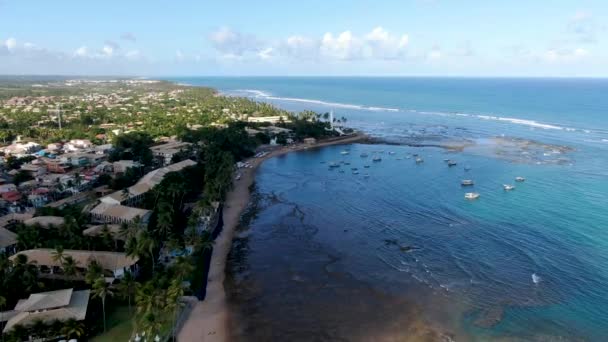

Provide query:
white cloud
left=5, top=37, right=17, bottom=51
left=209, top=27, right=262, bottom=57
left=175, top=50, right=184, bottom=61
left=427, top=46, right=441, bottom=60
left=364, top=27, right=409, bottom=59
left=572, top=10, right=592, bottom=22
left=257, top=47, right=274, bottom=60
left=320, top=31, right=365, bottom=60
left=102, top=45, right=114, bottom=57
left=125, top=49, right=141, bottom=60
left=544, top=47, right=590, bottom=62
left=74, top=46, right=88, bottom=57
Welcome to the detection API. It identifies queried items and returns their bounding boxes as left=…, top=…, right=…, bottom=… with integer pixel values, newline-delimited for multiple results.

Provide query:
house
left=20, top=163, right=47, bottom=177
left=303, top=137, right=317, bottom=145
left=0, top=184, right=17, bottom=193
left=2, top=142, right=41, bottom=156
left=90, top=202, right=152, bottom=224
left=94, top=144, right=113, bottom=155
left=1, top=288, right=90, bottom=333
left=60, top=153, right=89, bottom=167
left=63, top=139, right=92, bottom=152
left=1, top=191, right=22, bottom=203
left=0, top=227, right=17, bottom=255
left=10, top=249, right=139, bottom=279
left=112, top=160, right=140, bottom=174
left=45, top=191, right=94, bottom=209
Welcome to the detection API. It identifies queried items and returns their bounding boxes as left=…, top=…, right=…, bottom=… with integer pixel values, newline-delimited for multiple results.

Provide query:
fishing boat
left=328, top=162, right=340, bottom=168
left=340, top=150, right=350, bottom=155
left=503, top=184, right=515, bottom=191
left=373, top=156, right=382, bottom=162
left=415, top=157, right=424, bottom=164
left=515, top=176, right=525, bottom=182
left=465, top=192, right=480, bottom=200
left=447, top=160, right=457, bottom=167
left=461, top=179, right=474, bottom=186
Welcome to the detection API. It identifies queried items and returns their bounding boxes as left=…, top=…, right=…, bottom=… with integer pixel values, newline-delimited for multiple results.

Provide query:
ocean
left=169, top=77, right=608, bottom=341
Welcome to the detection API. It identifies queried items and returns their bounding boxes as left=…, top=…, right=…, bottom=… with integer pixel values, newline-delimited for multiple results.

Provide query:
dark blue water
left=171, top=77, right=608, bottom=341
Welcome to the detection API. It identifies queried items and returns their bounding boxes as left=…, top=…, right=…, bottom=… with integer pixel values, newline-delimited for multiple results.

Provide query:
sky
left=0, top=0, right=607, bottom=77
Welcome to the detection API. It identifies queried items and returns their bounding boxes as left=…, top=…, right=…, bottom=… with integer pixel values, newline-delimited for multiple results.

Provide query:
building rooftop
left=24, top=216, right=65, bottom=228
left=10, top=249, right=139, bottom=271
left=90, top=202, right=151, bottom=222
left=0, top=227, right=17, bottom=248
left=82, top=224, right=125, bottom=240
left=3, top=289, right=90, bottom=333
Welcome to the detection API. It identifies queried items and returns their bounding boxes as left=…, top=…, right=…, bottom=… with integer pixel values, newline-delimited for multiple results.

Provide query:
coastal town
left=0, top=79, right=357, bottom=341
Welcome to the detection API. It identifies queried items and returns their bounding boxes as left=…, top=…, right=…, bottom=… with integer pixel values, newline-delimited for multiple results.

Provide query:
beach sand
left=177, top=133, right=367, bottom=342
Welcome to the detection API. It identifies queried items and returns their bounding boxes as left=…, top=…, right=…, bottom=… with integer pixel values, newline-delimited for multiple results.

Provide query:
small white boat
left=447, top=160, right=457, bottom=167
left=503, top=184, right=515, bottom=191
left=415, top=157, right=424, bottom=164
left=373, top=156, right=382, bottom=162
left=515, top=176, right=525, bottom=182
left=388, top=151, right=396, bottom=155
left=461, top=179, right=474, bottom=186
left=352, top=171, right=360, bottom=175
left=340, top=150, right=350, bottom=155
left=465, top=192, right=480, bottom=200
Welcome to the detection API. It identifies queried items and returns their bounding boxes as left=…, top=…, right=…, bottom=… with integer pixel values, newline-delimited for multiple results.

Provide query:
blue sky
left=0, top=0, right=606, bottom=76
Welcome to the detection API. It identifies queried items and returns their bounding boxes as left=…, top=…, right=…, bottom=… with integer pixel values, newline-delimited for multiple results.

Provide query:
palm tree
left=85, top=260, right=103, bottom=285
left=51, top=246, right=65, bottom=264
left=61, top=256, right=79, bottom=277
left=136, top=230, right=158, bottom=274
left=60, top=318, right=85, bottom=339
left=171, top=256, right=194, bottom=282
left=117, top=272, right=138, bottom=314
left=30, top=320, right=48, bottom=340
left=92, top=278, right=114, bottom=332
left=167, top=278, right=185, bottom=341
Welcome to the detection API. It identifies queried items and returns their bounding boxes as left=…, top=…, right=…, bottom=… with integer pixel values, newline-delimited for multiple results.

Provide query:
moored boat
left=465, top=192, right=480, bottom=200
left=515, top=176, right=525, bottom=182
left=447, top=160, right=457, bottom=167
left=373, top=156, right=382, bottom=162
left=415, top=157, right=424, bottom=164
left=503, top=184, right=515, bottom=191
left=461, top=179, right=474, bottom=186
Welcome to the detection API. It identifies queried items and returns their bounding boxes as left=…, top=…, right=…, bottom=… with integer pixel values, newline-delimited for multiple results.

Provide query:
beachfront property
left=100, top=159, right=196, bottom=206
left=10, top=249, right=139, bottom=279
left=247, top=115, right=291, bottom=124
left=1, top=288, right=90, bottom=333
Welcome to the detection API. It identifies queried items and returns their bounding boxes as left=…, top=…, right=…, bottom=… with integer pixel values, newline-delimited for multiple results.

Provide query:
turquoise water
left=171, top=77, right=608, bottom=341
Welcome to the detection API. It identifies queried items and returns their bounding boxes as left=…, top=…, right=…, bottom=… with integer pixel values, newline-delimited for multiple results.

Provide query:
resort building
left=150, top=140, right=192, bottom=166
left=247, top=115, right=290, bottom=124
left=90, top=202, right=151, bottom=224
left=101, top=159, right=196, bottom=206
left=10, top=249, right=139, bottom=279
left=1, top=288, right=90, bottom=333
left=82, top=224, right=126, bottom=241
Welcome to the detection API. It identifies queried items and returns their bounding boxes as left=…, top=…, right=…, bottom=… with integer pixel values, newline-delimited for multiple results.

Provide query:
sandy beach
left=177, top=133, right=367, bottom=342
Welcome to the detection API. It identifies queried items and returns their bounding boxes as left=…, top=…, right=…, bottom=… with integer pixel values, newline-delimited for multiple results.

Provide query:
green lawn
left=90, top=306, right=135, bottom=342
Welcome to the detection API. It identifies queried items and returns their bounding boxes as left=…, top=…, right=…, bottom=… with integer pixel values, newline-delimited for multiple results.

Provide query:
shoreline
left=177, top=132, right=367, bottom=341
